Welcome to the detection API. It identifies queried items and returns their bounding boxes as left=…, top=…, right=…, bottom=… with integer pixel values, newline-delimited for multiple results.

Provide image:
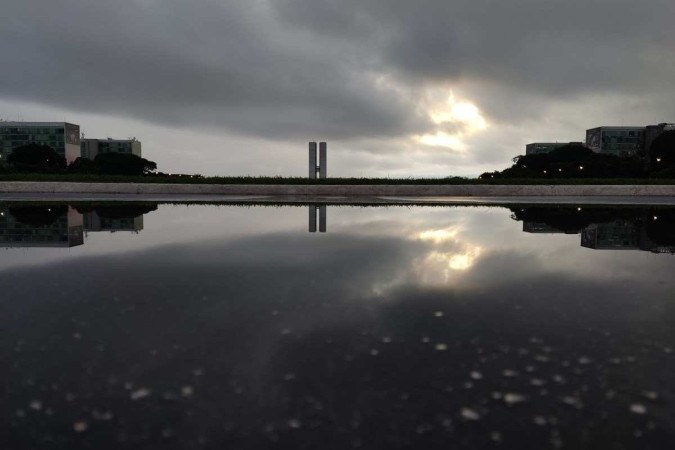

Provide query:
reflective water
left=1, top=202, right=674, bottom=449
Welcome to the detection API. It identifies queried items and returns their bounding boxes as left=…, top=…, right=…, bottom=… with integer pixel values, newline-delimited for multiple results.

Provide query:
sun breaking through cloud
left=416, top=91, right=488, bottom=152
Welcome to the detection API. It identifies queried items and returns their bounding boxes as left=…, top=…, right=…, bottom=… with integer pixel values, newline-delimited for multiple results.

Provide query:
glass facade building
left=0, top=122, right=81, bottom=164
left=525, top=142, right=583, bottom=155
left=81, top=138, right=142, bottom=160
left=585, top=126, right=646, bottom=157
left=525, top=143, right=567, bottom=155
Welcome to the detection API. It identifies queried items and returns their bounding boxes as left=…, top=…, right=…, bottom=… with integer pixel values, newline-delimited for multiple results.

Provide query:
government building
left=0, top=122, right=81, bottom=164
left=525, top=123, right=673, bottom=158
left=585, top=126, right=646, bottom=157
left=525, top=142, right=583, bottom=155
left=81, top=138, right=142, bottom=160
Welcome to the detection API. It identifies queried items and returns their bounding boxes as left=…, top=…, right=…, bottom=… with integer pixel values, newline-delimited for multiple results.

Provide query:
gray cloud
left=276, top=0, right=675, bottom=87
left=1, top=0, right=674, bottom=174
left=0, top=0, right=426, bottom=140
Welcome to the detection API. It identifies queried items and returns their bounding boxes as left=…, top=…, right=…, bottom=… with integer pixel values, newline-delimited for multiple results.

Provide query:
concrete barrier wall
left=1, top=182, right=675, bottom=196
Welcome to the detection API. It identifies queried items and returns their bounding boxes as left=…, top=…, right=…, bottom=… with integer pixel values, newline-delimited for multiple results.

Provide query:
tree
left=643, top=208, right=675, bottom=246
left=7, top=144, right=66, bottom=172
left=649, top=130, right=675, bottom=171
left=94, top=153, right=157, bottom=175
left=68, top=157, right=98, bottom=174
left=547, top=143, right=596, bottom=165
left=491, top=143, right=645, bottom=178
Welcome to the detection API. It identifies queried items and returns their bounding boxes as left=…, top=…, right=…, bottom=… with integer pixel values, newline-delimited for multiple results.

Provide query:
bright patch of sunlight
left=417, top=90, right=488, bottom=151
left=411, top=245, right=482, bottom=285
left=416, top=227, right=461, bottom=243
left=426, top=246, right=482, bottom=273
left=447, top=252, right=477, bottom=271
left=417, top=132, right=467, bottom=150
left=412, top=223, right=483, bottom=284
left=429, top=99, right=487, bottom=133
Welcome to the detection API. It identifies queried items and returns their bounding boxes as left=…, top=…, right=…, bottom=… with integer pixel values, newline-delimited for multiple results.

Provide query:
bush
left=94, top=153, right=157, bottom=176
left=650, top=166, right=675, bottom=178
left=493, top=144, right=646, bottom=178
left=68, top=157, right=98, bottom=174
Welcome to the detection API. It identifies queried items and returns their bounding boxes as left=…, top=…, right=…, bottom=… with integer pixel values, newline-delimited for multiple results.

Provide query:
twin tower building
left=308, top=141, right=327, bottom=179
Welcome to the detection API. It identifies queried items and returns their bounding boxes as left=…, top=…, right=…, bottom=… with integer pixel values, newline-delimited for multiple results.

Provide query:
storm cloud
left=1, top=0, right=674, bottom=175
left=0, top=0, right=425, bottom=140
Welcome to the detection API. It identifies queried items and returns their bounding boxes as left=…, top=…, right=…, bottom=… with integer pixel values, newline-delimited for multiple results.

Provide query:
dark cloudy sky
left=1, top=0, right=674, bottom=176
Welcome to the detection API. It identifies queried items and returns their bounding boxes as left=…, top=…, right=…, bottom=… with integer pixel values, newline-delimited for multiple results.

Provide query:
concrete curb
left=1, top=182, right=675, bottom=196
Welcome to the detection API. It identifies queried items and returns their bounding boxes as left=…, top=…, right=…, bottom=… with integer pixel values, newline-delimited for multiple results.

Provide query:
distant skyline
left=1, top=0, right=674, bottom=177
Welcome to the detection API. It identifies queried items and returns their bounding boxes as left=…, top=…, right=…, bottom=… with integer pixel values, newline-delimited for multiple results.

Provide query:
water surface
left=1, top=202, right=674, bottom=449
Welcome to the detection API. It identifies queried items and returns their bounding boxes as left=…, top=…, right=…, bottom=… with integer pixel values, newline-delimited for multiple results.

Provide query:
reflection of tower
left=308, top=205, right=327, bottom=233
left=308, top=141, right=327, bottom=179
left=68, top=208, right=85, bottom=247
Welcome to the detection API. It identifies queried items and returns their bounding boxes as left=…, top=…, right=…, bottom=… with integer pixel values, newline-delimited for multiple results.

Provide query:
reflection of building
left=515, top=207, right=675, bottom=254
left=581, top=219, right=675, bottom=253
left=83, top=212, right=143, bottom=232
left=525, top=142, right=582, bottom=155
left=638, top=228, right=675, bottom=253
left=81, top=138, right=142, bottom=160
left=523, top=222, right=574, bottom=234
left=0, top=207, right=84, bottom=248
left=585, top=126, right=646, bottom=157
left=0, top=203, right=156, bottom=248
left=309, top=205, right=326, bottom=233
left=0, top=122, right=81, bottom=164
left=581, top=221, right=640, bottom=250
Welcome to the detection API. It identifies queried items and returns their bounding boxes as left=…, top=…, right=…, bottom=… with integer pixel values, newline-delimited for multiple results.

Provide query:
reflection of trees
left=8, top=205, right=68, bottom=227
left=94, top=204, right=158, bottom=219
left=511, top=206, right=675, bottom=249
left=509, top=207, right=642, bottom=234
left=74, top=203, right=158, bottom=219
left=643, top=209, right=675, bottom=246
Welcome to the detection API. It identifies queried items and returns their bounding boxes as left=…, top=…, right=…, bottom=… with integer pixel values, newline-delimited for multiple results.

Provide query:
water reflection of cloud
left=416, top=226, right=461, bottom=243
left=2, top=217, right=675, bottom=448
left=412, top=246, right=483, bottom=285
left=412, top=225, right=483, bottom=284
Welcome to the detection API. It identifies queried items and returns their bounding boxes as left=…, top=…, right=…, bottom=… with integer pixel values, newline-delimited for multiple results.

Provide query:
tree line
left=481, top=130, right=675, bottom=179
left=3, top=143, right=157, bottom=176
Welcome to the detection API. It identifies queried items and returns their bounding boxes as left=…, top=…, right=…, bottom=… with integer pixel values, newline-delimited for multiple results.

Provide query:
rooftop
left=0, top=121, right=78, bottom=127
left=587, top=126, right=646, bottom=130
left=82, top=138, right=139, bottom=143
